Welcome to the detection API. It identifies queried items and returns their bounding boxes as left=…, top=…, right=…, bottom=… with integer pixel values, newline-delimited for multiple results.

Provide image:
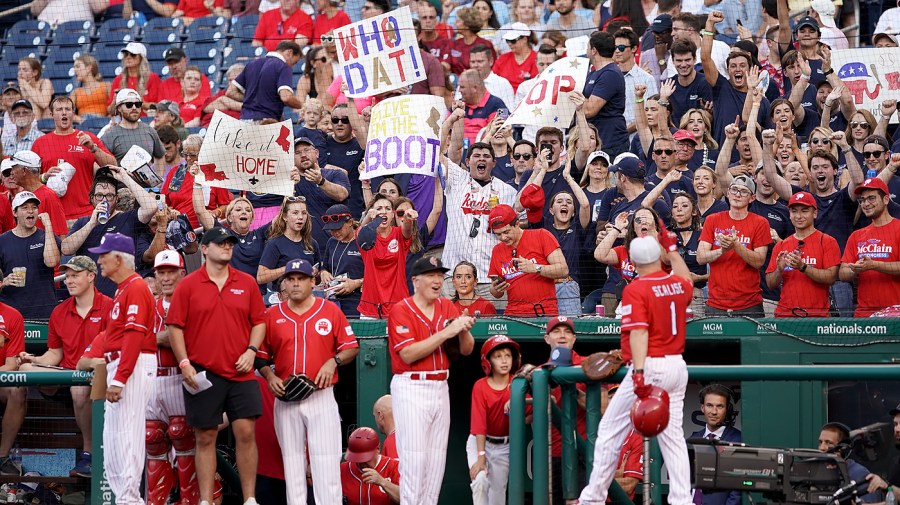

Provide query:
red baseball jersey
left=452, top=297, right=497, bottom=317
left=470, top=376, right=512, bottom=438
left=766, top=230, right=841, bottom=318
left=0, top=302, right=25, bottom=361
left=153, top=297, right=177, bottom=368
left=340, top=456, right=401, bottom=505
left=167, top=265, right=267, bottom=381
left=31, top=131, right=114, bottom=220
left=488, top=228, right=561, bottom=317
left=259, top=298, right=358, bottom=381
left=617, top=429, right=644, bottom=499
left=81, top=331, right=107, bottom=361
left=699, top=211, right=771, bottom=310
left=357, top=226, right=412, bottom=318
left=388, top=296, right=461, bottom=374
left=619, top=270, right=692, bottom=362
left=47, top=289, right=111, bottom=369
left=104, top=273, right=157, bottom=385
left=841, top=218, right=900, bottom=317
left=381, top=432, right=397, bottom=459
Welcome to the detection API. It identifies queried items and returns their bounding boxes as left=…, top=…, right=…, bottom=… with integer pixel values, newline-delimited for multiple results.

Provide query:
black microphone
left=831, top=480, right=858, bottom=504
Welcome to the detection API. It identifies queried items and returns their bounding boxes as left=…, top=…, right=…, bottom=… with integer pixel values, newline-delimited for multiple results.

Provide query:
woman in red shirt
left=108, top=43, right=161, bottom=114
left=452, top=261, right=497, bottom=316
left=179, top=66, right=206, bottom=126
left=492, top=24, right=538, bottom=93
left=355, top=193, right=416, bottom=318
left=173, top=0, right=224, bottom=24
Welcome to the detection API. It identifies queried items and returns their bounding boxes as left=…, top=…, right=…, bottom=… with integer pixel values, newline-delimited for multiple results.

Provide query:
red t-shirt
left=0, top=302, right=25, bottom=361
left=470, top=376, right=511, bottom=437
left=423, top=38, right=453, bottom=68
left=452, top=297, right=497, bottom=316
left=254, top=375, right=285, bottom=480
left=259, top=298, right=357, bottom=381
left=357, top=226, right=411, bottom=318
left=340, top=456, right=401, bottom=505
left=179, top=94, right=207, bottom=124
left=492, top=51, right=537, bottom=93
left=620, top=270, right=692, bottom=362
left=382, top=432, right=397, bottom=459
left=450, top=37, right=496, bottom=75
left=32, top=185, right=70, bottom=235
left=167, top=265, right=267, bottom=381
left=488, top=228, right=560, bottom=317
left=176, top=0, right=222, bottom=18
left=698, top=211, right=772, bottom=310
left=841, top=218, right=900, bottom=317
left=254, top=8, right=314, bottom=51
left=153, top=297, right=177, bottom=368
left=161, top=163, right=233, bottom=229
left=617, top=429, right=644, bottom=499
left=158, top=75, right=212, bottom=104
left=0, top=194, right=13, bottom=233
left=109, top=73, right=162, bottom=106
left=104, top=273, right=157, bottom=385
left=200, top=90, right=240, bottom=127
left=47, top=289, right=111, bottom=369
left=388, top=296, right=460, bottom=374
left=765, top=230, right=841, bottom=318
left=312, top=10, right=351, bottom=44
left=32, top=131, right=114, bottom=221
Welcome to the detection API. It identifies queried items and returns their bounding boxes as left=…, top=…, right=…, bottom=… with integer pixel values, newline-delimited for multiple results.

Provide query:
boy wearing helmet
left=467, top=335, right=522, bottom=505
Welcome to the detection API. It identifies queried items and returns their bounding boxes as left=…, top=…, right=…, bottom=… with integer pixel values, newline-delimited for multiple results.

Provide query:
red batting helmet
left=345, top=427, right=380, bottom=463
left=630, top=386, right=670, bottom=437
left=480, top=335, right=521, bottom=375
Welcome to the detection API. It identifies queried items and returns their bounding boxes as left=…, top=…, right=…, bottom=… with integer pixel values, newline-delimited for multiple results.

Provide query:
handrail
left=0, top=370, right=92, bottom=386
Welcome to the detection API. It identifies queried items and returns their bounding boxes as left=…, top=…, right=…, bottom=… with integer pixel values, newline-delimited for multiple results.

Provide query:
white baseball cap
left=115, top=88, right=142, bottom=106
left=11, top=191, right=41, bottom=210
left=154, top=250, right=185, bottom=269
left=809, top=0, right=836, bottom=28
left=613, top=152, right=639, bottom=165
left=629, top=236, right=661, bottom=265
left=118, top=42, right=147, bottom=59
left=0, top=158, right=14, bottom=176
left=503, top=22, right=531, bottom=41
left=586, top=150, right=610, bottom=167
left=9, top=150, right=42, bottom=171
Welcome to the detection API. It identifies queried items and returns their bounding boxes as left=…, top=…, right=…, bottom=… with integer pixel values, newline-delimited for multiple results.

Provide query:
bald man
left=457, top=69, right=505, bottom=144
left=373, top=395, right=397, bottom=459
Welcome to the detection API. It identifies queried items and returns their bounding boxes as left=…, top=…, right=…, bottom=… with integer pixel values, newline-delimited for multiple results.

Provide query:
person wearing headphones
left=690, top=384, right=742, bottom=505
left=818, top=421, right=888, bottom=503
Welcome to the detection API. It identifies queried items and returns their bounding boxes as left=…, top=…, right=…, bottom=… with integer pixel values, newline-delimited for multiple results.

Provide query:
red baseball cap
left=519, top=184, right=545, bottom=224
left=788, top=191, right=817, bottom=209
left=546, top=316, right=575, bottom=334
left=489, top=204, right=518, bottom=229
left=673, top=129, right=698, bottom=145
left=854, top=177, right=890, bottom=196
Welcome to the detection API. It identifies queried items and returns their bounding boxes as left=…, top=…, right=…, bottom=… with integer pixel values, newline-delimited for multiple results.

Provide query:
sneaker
left=69, top=452, right=91, bottom=478
left=0, top=457, right=21, bottom=476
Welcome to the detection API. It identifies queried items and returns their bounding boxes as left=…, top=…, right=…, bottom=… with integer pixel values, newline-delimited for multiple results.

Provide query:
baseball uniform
left=260, top=298, right=358, bottom=505
left=468, top=376, right=513, bottom=505
left=388, top=296, right=461, bottom=505
left=579, top=270, right=693, bottom=505
left=381, top=432, right=398, bottom=459
left=103, top=273, right=158, bottom=505
left=340, top=456, right=401, bottom=505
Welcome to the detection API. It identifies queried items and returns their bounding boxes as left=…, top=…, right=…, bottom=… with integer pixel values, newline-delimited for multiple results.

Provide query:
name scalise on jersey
left=650, top=282, right=686, bottom=298
left=856, top=239, right=893, bottom=259
left=461, top=192, right=491, bottom=215
left=712, top=227, right=751, bottom=247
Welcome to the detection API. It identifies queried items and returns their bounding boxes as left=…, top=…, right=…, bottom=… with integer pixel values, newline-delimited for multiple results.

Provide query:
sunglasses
left=284, top=195, right=307, bottom=204
left=810, top=137, right=830, bottom=145
left=122, top=102, right=143, bottom=109
left=850, top=122, right=871, bottom=129
left=470, top=218, right=480, bottom=238
left=317, top=56, right=328, bottom=63
left=863, top=150, right=885, bottom=158
left=513, top=153, right=533, bottom=160
left=322, top=213, right=350, bottom=223
left=321, top=35, right=335, bottom=43
left=614, top=44, right=633, bottom=52
left=653, top=149, right=675, bottom=155
left=181, top=151, right=199, bottom=158
left=331, top=116, right=350, bottom=124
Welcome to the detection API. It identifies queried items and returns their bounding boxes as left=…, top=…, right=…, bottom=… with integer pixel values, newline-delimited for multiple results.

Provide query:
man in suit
left=691, top=384, right=742, bottom=505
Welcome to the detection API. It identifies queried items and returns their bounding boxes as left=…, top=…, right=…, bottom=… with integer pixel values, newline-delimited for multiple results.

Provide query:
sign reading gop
left=831, top=48, right=900, bottom=123
left=196, top=110, right=296, bottom=196
left=506, top=57, right=589, bottom=129
left=363, top=95, right=446, bottom=180
left=335, top=6, right=425, bottom=98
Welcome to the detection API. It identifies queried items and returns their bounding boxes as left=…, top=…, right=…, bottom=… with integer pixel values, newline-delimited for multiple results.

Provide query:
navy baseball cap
left=890, top=403, right=900, bottom=416
left=650, top=14, right=672, bottom=33
left=410, top=256, right=450, bottom=276
left=322, top=203, right=352, bottom=231
left=201, top=227, right=239, bottom=246
left=546, top=346, right=573, bottom=367
left=295, top=136, right=315, bottom=146
left=795, top=16, right=820, bottom=32
left=283, top=258, right=314, bottom=278
left=88, top=232, right=135, bottom=256
left=609, top=157, right=646, bottom=180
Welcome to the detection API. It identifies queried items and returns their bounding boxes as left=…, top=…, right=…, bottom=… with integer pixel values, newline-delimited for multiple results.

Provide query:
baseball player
left=340, top=427, right=401, bottom=505
left=387, top=256, right=475, bottom=505
left=146, top=250, right=196, bottom=505
left=373, top=395, right=398, bottom=459
left=16, top=256, right=111, bottom=478
left=258, top=258, right=359, bottom=505
left=468, top=335, right=521, bottom=505
left=578, top=232, right=693, bottom=505
left=90, top=232, right=158, bottom=504
left=167, top=227, right=267, bottom=505
left=0, top=295, right=26, bottom=476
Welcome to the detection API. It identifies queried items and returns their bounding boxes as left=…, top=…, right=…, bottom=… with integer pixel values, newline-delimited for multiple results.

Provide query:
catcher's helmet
left=345, top=427, right=380, bottom=463
left=630, top=386, right=670, bottom=437
left=480, top=335, right=521, bottom=375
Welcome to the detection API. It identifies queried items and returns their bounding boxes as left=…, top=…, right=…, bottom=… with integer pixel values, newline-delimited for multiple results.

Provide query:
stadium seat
left=54, top=20, right=95, bottom=46
left=142, top=28, right=181, bottom=46
left=36, top=118, right=55, bottom=133
left=95, top=18, right=140, bottom=44
left=98, top=61, right=123, bottom=79
left=186, top=16, right=229, bottom=39
left=184, top=37, right=225, bottom=63
left=44, top=45, right=88, bottom=68
left=6, top=20, right=52, bottom=47
left=2, top=46, right=40, bottom=62
left=230, top=15, right=259, bottom=41
left=94, top=42, right=128, bottom=63
left=43, top=62, right=75, bottom=80
left=80, top=116, right=110, bottom=133
left=142, top=16, right=185, bottom=38
left=220, top=43, right=265, bottom=69
left=0, top=59, right=18, bottom=82
left=50, top=78, right=77, bottom=94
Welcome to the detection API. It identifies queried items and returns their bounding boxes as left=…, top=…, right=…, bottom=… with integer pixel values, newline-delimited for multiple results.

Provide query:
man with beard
left=290, top=136, right=349, bottom=255
left=544, top=0, right=594, bottom=38
left=701, top=11, right=770, bottom=143
left=157, top=125, right=182, bottom=178
left=2, top=99, right=42, bottom=154
left=690, top=385, right=742, bottom=505
left=839, top=178, right=900, bottom=317
left=101, top=89, right=166, bottom=168
left=666, top=40, right=712, bottom=126
left=319, top=104, right=365, bottom=217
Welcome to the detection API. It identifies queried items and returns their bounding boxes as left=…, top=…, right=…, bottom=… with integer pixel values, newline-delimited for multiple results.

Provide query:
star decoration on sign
left=532, top=108, right=543, bottom=116
left=570, top=59, right=582, bottom=68
left=553, top=116, right=559, bottom=123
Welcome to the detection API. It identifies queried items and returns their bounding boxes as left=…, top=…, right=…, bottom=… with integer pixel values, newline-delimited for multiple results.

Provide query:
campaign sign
left=506, top=57, right=590, bottom=128
left=832, top=48, right=900, bottom=123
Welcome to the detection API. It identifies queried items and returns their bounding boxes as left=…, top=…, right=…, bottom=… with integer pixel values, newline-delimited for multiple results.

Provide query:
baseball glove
left=581, top=349, right=624, bottom=381
left=281, top=373, right=317, bottom=402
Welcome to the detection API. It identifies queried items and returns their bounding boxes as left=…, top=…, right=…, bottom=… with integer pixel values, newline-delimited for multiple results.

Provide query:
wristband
left=701, top=30, right=715, bottom=37
left=40, top=173, right=47, bottom=183
left=635, top=98, right=644, bottom=103
left=179, top=359, right=190, bottom=369
left=478, top=451, right=486, bottom=456
left=800, top=74, right=810, bottom=81
left=823, top=68, right=834, bottom=76
left=317, top=177, right=326, bottom=186
left=633, top=368, right=643, bottom=373
left=612, top=226, right=622, bottom=233
left=799, top=263, right=808, bottom=273
left=658, top=99, right=670, bottom=106
left=247, top=345, right=259, bottom=353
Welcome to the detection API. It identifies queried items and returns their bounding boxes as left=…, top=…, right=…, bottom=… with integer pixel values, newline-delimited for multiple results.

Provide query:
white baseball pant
left=146, top=374, right=185, bottom=420
left=104, top=354, right=157, bottom=505
left=579, top=355, right=691, bottom=505
left=465, top=434, right=510, bottom=505
left=273, top=387, right=342, bottom=505
left=391, top=373, right=451, bottom=505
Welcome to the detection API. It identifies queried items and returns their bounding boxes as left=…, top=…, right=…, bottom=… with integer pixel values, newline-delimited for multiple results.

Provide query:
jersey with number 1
left=619, top=270, right=692, bottom=362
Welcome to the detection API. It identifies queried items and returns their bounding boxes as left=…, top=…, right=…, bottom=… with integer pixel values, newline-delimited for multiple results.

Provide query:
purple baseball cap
left=88, top=232, right=135, bottom=256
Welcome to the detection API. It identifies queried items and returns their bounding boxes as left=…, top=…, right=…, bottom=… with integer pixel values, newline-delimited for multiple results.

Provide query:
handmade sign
left=506, top=57, right=590, bottom=128
left=362, top=95, right=446, bottom=180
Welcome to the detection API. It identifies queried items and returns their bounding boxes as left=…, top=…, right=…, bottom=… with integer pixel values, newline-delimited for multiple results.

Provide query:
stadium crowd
left=0, top=0, right=900, bottom=503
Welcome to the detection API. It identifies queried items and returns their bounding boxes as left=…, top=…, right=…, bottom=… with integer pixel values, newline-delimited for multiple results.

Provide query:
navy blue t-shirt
left=711, top=78, right=770, bottom=144
left=671, top=74, right=713, bottom=126
left=492, top=154, right=515, bottom=183
left=323, top=235, right=364, bottom=317
left=70, top=210, right=141, bottom=297
left=701, top=199, right=730, bottom=223
left=0, top=229, right=61, bottom=320
left=676, top=230, right=707, bottom=289
left=259, top=234, right=320, bottom=291
left=645, top=170, right=696, bottom=201
left=749, top=199, right=794, bottom=301
left=603, top=190, right=672, bottom=225
left=584, top=63, right=629, bottom=151
left=321, top=136, right=365, bottom=217
left=518, top=167, right=579, bottom=225
left=810, top=187, right=858, bottom=253
left=294, top=167, right=351, bottom=256
left=548, top=221, right=589, bottom=283
left=688, top=147, right=718, bottom=170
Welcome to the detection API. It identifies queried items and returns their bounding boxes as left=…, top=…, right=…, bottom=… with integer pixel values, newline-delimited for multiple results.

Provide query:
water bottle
left=10, top=445, right=21, bottom=466
left=97, top=201, right=109, bottom=225
left=867, top=168, right=878, bottom=180
left=885, top=486, right=896, bottom=505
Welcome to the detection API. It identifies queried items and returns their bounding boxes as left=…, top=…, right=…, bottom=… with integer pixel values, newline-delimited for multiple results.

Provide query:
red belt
left=408, top=371, right=448, bottom=381
left=156, top=367, right=181, bottom=377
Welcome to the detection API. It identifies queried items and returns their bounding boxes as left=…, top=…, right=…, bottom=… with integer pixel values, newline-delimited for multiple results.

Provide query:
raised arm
left=634, top=83, right=653, bottom=156
left=594, top=212, right=628, bottom=265
left=761, top=127, right=794, bottom=201
left=642, top=169, right=680, bottom=209
left=701, top=11, right=725, bottom=87
left=108, top=165, right=158, bottom=223
left=39, top=214, right=60, bottom=268
left=426, top=173, right=444, bottom=234
left=715, top=117, right=740, bottom=189
left=788, top=57, right=810, bottom=125
left=570, top=91, right=593, bottom=169
left=875, top=100, right=897, bottom=140
left=776, top=0, right=792, bottom=54
left=834, top=131, right=864, bottom=199
left=564, top=162, right=590, bottom=229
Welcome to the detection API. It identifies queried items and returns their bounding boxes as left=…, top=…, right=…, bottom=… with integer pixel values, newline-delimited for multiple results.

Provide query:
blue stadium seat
left=220, top=44, right=265, bottom=69
left=187, top=16, right=229, bottom=38
left=2, top=46, right=40, bottom=62
left=36, top=118, right=55, bottom=133
left=44, top=62, right=75, bottom=80
left=230, top=15, right=259, bottom=41
left=54, top=30, right=92, bottom=47
left=94, top=42, right=128, bottom=63
left=142, top=16, right=185, bottom=38
left=80, top=116, right=110, bottom=133
left=50, top=78, right=77, bottom=95
left=6, top=20, right=52, bottom=47
left=151, top=59, right=169, bottom=76
left=0, top=59, right=18, bottom=82
left=54, top=20, right=95, bottom=46
left=95, top=18, right=139, bottom=44
left=44, top=45, right=89, bottom=68
left=98, top=61, right=123, bottom=79
left=186, top=126, right=204, bottom=135
left=143, top=28, right=181, bottom=46
left=184, top=38, right=225, bottom=63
